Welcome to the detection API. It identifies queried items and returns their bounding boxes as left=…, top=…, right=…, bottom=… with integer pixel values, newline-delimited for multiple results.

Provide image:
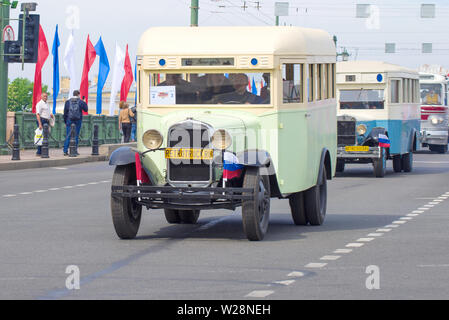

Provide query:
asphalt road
left=1, top=151, right=449, bottom=300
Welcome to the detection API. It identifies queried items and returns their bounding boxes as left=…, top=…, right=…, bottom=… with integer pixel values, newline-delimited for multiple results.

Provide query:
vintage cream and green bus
left=110, top=27, right=337, bottom=241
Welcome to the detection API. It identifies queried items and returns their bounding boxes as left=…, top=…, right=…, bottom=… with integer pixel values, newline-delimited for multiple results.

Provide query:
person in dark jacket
left=63, top=90, right=88, bottom=156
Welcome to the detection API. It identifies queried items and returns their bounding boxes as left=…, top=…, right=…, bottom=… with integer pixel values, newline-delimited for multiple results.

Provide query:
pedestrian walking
left=63, top=90, right=88, bottom=156
left=118, top=101, right=134, bottom=144
left=130, top=105, right=137, bottom=142
left=35, top=92, right=54, bottom=156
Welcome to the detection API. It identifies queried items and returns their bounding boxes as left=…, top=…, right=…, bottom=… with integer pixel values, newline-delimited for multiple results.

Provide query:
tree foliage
left=8, top=78, right=49, bottom=112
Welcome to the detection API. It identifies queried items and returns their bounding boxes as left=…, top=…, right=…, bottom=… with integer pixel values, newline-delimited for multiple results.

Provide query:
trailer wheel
left=304, top=169, right=327, bottom=226
left=289, top=192, right=308, bottom=226
left=242, top=167, right=271, bottom=241
left=430, top=145, right=448, bottom=154
left=111, top=165, right=142, bottom=240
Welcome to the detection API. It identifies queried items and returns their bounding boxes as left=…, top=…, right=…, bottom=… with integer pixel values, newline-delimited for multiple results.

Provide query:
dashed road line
left=334, top=249, right=353, bottom=254
left=305, top=263, right=328, bottom=269
left=367, top=233, right=384, bottom=237
left=245, top=291, right=274, bottom=298
left=287, top=272, right=305, bottom=278
left=320, top=255, right=341, bottom=261
left=377, top=228, right=392, bottom=232
left=1, top=181, right=110, bottom=198
left=357, top=238, right=375, bottom=242
left=346, top=243, right=364, bottom=248
left=273, top=280, right=296, bottom=286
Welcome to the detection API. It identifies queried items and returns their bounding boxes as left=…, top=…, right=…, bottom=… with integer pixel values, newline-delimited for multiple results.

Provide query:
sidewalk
left=0, top=146, right=109, bottom=172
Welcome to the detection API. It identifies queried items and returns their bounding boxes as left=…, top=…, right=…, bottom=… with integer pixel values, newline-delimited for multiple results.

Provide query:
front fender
left=109, top=147, right=136, bottom=166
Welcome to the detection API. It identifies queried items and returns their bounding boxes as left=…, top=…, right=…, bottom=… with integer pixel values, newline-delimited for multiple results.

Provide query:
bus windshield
left=149, top=73, right=271, bottom=105
left=421, top=84, right=443, bottom=106
left=340, top=89, right=385, bottom=110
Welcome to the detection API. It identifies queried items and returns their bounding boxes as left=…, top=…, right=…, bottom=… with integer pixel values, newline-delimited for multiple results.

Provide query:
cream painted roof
left=419, top=72, right=447, bottom=83
left=337, top=61, right=418, bottom=76
left=137, top=26, right=336, bottom=56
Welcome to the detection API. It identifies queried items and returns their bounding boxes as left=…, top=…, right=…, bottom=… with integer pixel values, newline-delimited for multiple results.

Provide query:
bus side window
left=282, top=63, right=304, bottom=104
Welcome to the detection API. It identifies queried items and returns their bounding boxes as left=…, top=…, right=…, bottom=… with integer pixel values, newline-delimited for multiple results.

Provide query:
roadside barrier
left=92, top=125, right=99, bottom=156
left=41, top=124, right=50, bottom=159
left=69, top=124, right=77, bottom=158
left=11, top=124, right=20, bottom=161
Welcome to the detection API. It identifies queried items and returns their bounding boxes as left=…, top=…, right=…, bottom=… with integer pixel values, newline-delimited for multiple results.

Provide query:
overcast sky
left=7, top=0, right=449, bottom=89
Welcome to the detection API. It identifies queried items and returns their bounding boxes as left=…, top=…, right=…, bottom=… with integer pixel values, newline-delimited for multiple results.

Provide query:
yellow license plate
left=165, top=148, right=214, bottom=160
left=345, top=146, right=370, bottom=152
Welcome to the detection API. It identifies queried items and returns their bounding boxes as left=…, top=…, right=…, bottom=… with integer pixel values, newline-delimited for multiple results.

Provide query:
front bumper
left=111, top=185, right=254, bottom=211
left=337, top=146, right=381, bottom=159
left=421, top=130, right=449, bottom=146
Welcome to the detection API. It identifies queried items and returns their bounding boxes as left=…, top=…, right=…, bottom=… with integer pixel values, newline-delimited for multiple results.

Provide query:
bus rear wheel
left=304, top=169, right=327, bottom=226
left=430, top=145, right=448, bottom=154
left=402, top=153, right=414, bottom=173
left=393, top=155, right=402, bottom=173
left=289, top=192, right=308, bottom=226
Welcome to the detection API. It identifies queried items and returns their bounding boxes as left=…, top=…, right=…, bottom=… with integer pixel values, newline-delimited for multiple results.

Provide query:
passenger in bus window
left=158, top=74, right=198, bottom=104
left=197, top=74, right=235, bottom=103
left=213, top=74, right=260, bottom=104
left=260, top=73, right=271, bottom=103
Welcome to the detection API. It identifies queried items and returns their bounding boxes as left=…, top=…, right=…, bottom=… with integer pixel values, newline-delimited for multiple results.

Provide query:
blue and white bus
left=336, top=61, right=421, bottom=177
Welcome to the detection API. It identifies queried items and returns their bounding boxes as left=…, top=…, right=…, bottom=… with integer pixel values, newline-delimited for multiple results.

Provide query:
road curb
left=0, top=155, right=109, bottom=172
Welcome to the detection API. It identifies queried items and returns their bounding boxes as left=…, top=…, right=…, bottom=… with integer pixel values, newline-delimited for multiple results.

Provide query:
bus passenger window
left=390, top=80, right=400, bottom=103
left=282, top=64, right=303, bottom=103
left=309, top=64, right=314, bottom=102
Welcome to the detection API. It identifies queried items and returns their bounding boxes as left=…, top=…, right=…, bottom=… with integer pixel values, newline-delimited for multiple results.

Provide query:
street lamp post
left=191, top=0, right=199, bottom=27
left=0, top=3, right=10, bottom=151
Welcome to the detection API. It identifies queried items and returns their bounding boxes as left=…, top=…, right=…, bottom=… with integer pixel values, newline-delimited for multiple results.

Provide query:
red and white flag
left=80, top=35, right=97, bottom=111
left=32, top=25, right=49, bottom=114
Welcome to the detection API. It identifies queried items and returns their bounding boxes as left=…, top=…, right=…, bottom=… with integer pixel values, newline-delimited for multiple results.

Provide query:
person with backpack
left=63, top=90, right=88, bottom=156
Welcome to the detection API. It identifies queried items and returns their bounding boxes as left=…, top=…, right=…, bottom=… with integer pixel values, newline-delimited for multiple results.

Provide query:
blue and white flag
left=52, top=25, right=60, bottom=114
left=94, top=37, right=110, bottom=115
left=252, top=77, right=258, bottom=95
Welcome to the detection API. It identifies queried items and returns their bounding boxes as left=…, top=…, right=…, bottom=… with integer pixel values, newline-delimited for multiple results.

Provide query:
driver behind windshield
left=425, top=90, right=441, bottom=105
left=213, top=74, right=261, bottom=104
left=196, top=74, right=235, bottom=104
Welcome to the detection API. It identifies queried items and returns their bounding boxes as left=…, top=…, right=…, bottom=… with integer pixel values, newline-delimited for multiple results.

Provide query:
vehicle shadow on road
left=134, top=212, right=400, bottom=242
left=336, top=166, right=449, bottom=179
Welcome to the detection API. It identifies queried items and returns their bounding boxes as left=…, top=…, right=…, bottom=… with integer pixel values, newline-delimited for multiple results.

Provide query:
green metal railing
left=14, top=112, right=121, bottom=149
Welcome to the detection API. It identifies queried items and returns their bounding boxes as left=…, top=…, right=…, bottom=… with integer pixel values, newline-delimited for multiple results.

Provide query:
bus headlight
left=211, top=130, right=232, bottom=150
left=429, top=116, right=444, bottom=126
left=356, top=124, right=368, bottom=136
left=143, top=130, right=163, bottom=150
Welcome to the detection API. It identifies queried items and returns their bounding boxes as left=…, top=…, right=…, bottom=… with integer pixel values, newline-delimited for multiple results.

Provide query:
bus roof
left=137, top=26, right=336, bottom=57
left=419, top=72, right=448, bottom=84
left=337, top=61, right=418, bottom=76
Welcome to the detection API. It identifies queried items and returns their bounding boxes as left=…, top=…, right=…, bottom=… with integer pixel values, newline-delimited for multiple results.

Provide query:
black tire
left=289, top=192, right=308, bottom=226
left=164, top=209, right=181, bottom=224
left=402, top=153, right=413, bottom=173
left=336, top=160, right=345, bottom=173
left=179, top=210, right=200, bottom=224
left=242, top=167, right=271, bottom=241
left=111, top=165, right=142, bottom=240
left=373, top=148, right=386, bottom=178
left=304, top=169, right=327, bottom=226
left=393, top=155, right=402, bottom=173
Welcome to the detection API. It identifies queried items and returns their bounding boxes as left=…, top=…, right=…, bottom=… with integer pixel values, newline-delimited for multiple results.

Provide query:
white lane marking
left=418, top=264, right=449, bottom=268
left=53, top=167, right=68, bottom=170
left=424, top=205, right=434, bottom=208
left=63, top=186, right=74, bottom=189
left=334, top=249, right=353, bottom=254
left=385, top=225, right=400, bottom=228
left=246, top=291, right=274, bottom=298
left=274, top=280, right=296, bottom=286
left=393, top=221, right=407, bottom=225
left=433, top=200, right=444, bottom=202
left=413, top=211, right=425, bottom=214
left=20, top=192, right=33, bottom=195
left=407, top=214, right=419, bottom=217
left=34, top=190, right=47, bottom=193
left=438, top=197, right=448, bottom=200
left=101, top=181, right=110, bottom=183
left=357, top=238, right=375, bottom=242
left=76, top=184, right=87, bottom=187
left=320, top=255, right=341, bottom=261
left=400, top=217, right=413, bottom=221
left=377, top=229, right=392, bottom=233
left=368, top=233, right=384, bottom=237
left=288, top=272, right=305, bottom=278
left=3, top=195, right=17, bottom=198
left=419, top=208, right=431, bottom=210
left=429, top=202, right=439, bottom=205
left=346, top=243, right=364, bottom=248
left=305, top=263, right=328, bottom=269
left=88, top=182, right=99, bottom=185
